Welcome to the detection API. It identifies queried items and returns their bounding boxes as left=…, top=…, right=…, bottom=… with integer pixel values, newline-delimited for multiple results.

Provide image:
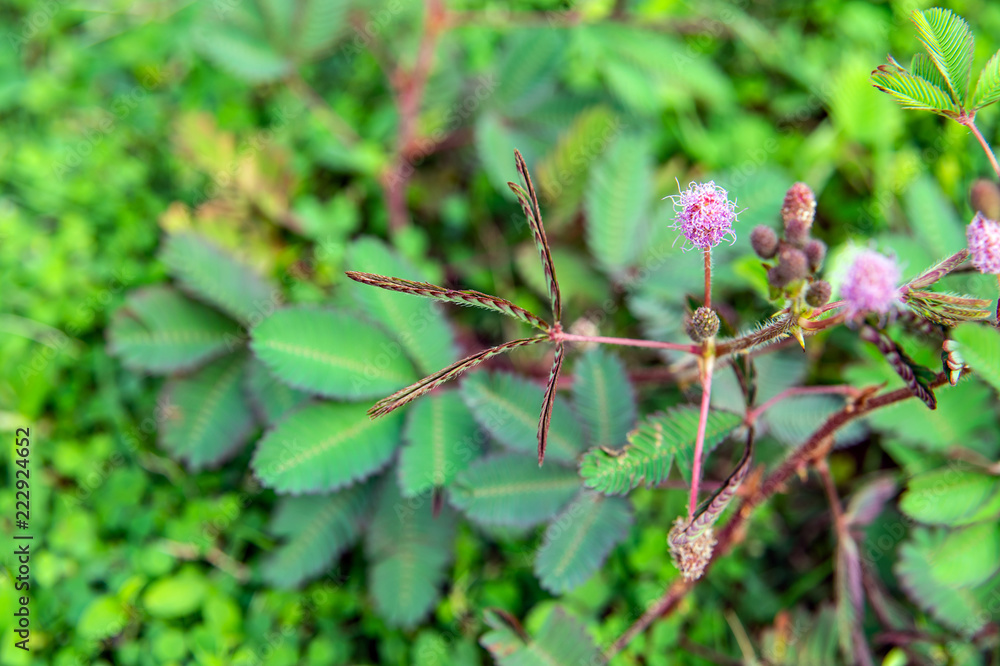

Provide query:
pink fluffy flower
left=841, top=250, right=901, bottom=319
left=667, top=181, right=738, bottom=250
left=967, top=212, right=1000, bottom=274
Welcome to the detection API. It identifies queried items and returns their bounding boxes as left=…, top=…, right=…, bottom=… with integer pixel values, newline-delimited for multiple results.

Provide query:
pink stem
left=703, top=249, right=712, bottom=309
left=964, top=118, right=1000, bottom=180
left=811, top=300, right=845, bottom=316
left=688, top=358, right=714, bottom=519
left=553, top=332, right=699, bottom=354
left=746, top=385, right=858, bottom=426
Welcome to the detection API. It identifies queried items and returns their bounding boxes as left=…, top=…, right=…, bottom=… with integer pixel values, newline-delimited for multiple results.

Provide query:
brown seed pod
left=805, top=280, right=832, bottom=307
left=804, top=239, right=827, bottom=273
left=750, top=225, right=779, bottom=259
left=685, top=306, right=720, bottom=342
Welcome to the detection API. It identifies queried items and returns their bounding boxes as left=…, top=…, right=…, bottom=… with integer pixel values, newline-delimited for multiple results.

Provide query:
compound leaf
left=159, top=353, right=255, bottom=470
left=580, top=406, right=742, bottom=495
left=262, top=482, right=371, bottom=587
left=572, top=348, right=637, bottom=450
left=107, top=286, right=239, bottom=374
left=251, top=306, right=417, bottom=400
left=450, top=454, right=580, bottom=527
left=971, top=50, right=1000, bottom=109
left=910, top=8, right=974, bottom=105
left=251, top=402, right=403, bottom=494
left=534, top=492, right=632, bottom=593
left=399, top=391, right=481, bottom=498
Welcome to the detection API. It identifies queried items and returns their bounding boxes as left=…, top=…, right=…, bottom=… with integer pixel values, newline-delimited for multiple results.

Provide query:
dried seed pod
left=781, top=182, right=816, bottom=246
left=750, top=225, right=779, bottom=259
left=805, top=280, right=832, bottom=307
left=668, top=517, right=716, bottom=581
left=804, top=239, right=827, bottom=273
left=970, top=178, right=1000, bottom=221
left=685, top=306, right=720, bottom=342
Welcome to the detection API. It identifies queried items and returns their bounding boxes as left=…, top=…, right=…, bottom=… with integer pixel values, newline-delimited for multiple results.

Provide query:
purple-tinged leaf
left=345, top=271, right=549, bottom=331
left=902, top=249, right=969, bottom=290
left=509, top=149, right=561, bottom=322
left=859, top=326, right=937, bottom=409
left=537, top=341, right=564, bottom=466
left=368, top=336, right=546, bottom=419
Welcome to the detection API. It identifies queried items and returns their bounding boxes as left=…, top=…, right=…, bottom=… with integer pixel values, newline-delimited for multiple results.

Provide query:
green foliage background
left=1, top=0, right=1000, bottom=664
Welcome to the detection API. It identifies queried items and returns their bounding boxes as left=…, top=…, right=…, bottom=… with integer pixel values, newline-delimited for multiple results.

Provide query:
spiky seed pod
left=668, top=517, right=716, bottom=581
left=685, top=306, right=720, bottom=342
left=779, top=245, right=809, bottom=280
left=805, top=280, right=832, bottom=307
left=970, top=178, right=1000, bottom=221
left=804, top=239, right=827, bottom=273
left=750, top=225, right=779, bottom=259
left=781, top=182, right=816, bottom=246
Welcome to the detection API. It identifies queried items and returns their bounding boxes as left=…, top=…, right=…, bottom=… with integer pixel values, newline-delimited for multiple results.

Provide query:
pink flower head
left=967, top=212, right=1000, bottom=274
left=667, top=181, right=738, bottom=250
left=841, top=249, right=901, bottom=319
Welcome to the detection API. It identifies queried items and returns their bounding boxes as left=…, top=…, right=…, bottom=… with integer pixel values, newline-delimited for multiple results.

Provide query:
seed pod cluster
left=752, top=182, right=827, bottom=299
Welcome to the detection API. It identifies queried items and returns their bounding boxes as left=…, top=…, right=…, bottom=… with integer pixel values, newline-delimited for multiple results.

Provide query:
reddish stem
left=688, top=355, right=715, bottom=519
left=703, top=249, right=712, bottom=309
left=745, top=384, right=858, bottom=425
left=962, top=116, right=1000, bottom=180
left=553, top=331, right=699, bottom=354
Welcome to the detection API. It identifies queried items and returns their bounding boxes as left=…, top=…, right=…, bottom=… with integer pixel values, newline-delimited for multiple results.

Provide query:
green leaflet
left=262, top=482, right=371, bottom=588
left=895, top=527, right=991, bottom=635
left=250, top=306, right=417, bottom=400
left=159, top=353, right=255, bottom=470
left=107, top=286, right=239, bottom=374
left=346, top=238, right=460, bottom=374
left=899, top=468, right=1000, bottom=526
left=449, top=454, right=580, bottom=527
left=251, top=402, right=403, bottom=493
left=398, top=391, right=481, bottom=498
left=572, top=349, right=637, bottom=450
left=580, top=406, right=743, bottom=495
left=870, top=63, right=957, bottom=113
left=584, top=133, right=652, bottom=276
left=910, top=8, right=974, bottom=105
left=461, top=371, right=586, bottom=465
left=533, top=492, right=633, bottom=593
left=159, top=232, right=280, bottom=326
left=243, top=357, right=311, bottom=426
left=481, top=607, right=601, bottom=666
left=971, top=50, right=1000, bottom=109
left=366, top=477, right=456, bottom=629
left=952, top=324, right=1000, bottom=394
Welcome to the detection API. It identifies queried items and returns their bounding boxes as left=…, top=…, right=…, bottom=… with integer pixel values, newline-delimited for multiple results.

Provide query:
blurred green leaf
left=399, top=391, right=481, bottom=497
left=571, top=348, right=636, bottom=449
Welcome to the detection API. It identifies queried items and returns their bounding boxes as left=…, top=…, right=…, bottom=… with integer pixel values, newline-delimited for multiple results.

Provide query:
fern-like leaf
left=345, top=270, right=549, bottom=331
left=910, top=8, right=974, bottom=106
left=509, top=149, right=561, bottom=321
left=262, top=482, right=371, bottom=587
left=461, top=371, right=586, bottom=465
left=481, top=606, right=601, bottom=666
left=107, top=286, right=239, bottom=374
left=971, top=50, right=1000, bottom=110
left=580, top=406, right=742, bottom=495
left=346, top=238, right=459, bottom=373
left=450, top=454, right=580, bottom=526
left=534, top=492, right=632, bottom=593
left=871, top=61, right=957, bottom=113
left=899, top=467, right=1000, bottom=526
left=159, top=232, right=280, bottom=327
left=250, top=306, right=417, bottom=400
left=584, top=133, right=652, bottom=276
left=366, top=477, right=457, bottom=629
left=572, top=348, right=637, bottom=449
left=251, top=403, right=403, bottom=494
left=368, top=336, right=546, bottom=419
left=159, top=353, right=255, bottom=470
left=537, top=342, right=564, bottom=465
left=398, top=392, right=481, bottom=498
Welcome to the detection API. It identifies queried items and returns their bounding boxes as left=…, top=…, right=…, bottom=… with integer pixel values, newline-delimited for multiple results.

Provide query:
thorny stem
left=745, top=385, right=859, bottom=426
left=552, top=331, right=699, bottom=353
left=688, top=354, right=715, bottom=519
left=604, top=372, right=954, bottom=660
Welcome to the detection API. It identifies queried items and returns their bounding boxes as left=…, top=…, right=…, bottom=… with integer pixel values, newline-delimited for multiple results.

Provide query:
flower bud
left=750, top=225, right=778, bottom=259
left=781, top=182, right=816, bottom=246
left=685, top=306, right=720, bottom=342
left=804, top=239, right=827, bottom=273
left=967, top=211, right=1000, bottom=274
left=805, top=280, right=832, bottom=307
left=970, top=178, right=1000, bottom=221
